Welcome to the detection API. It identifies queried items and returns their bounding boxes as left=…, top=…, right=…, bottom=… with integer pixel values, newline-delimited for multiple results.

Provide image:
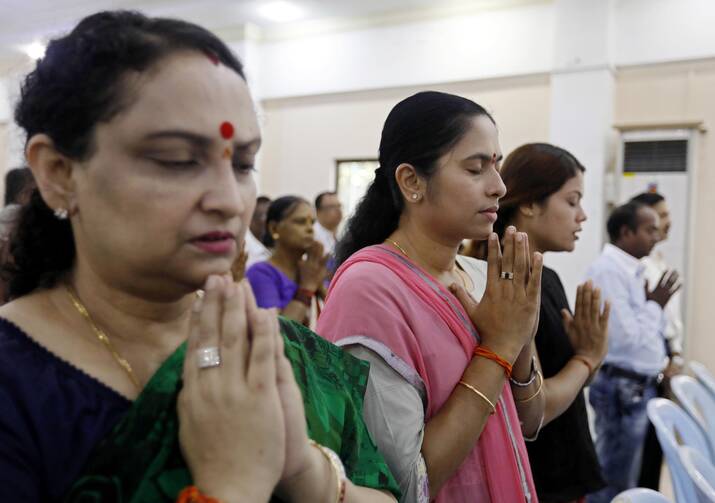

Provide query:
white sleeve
left=345, top=344, right=430, bottom=503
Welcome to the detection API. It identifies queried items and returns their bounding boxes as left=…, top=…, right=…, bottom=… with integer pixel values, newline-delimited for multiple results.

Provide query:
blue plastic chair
left=647, top=398, right=710, bottom=503
left=671, top=375, right=715, bottom=459
left=690, top=361, right=715, bottom=399
left=611, top=487, right=671, bottom=502
left=678, top=446, right=715, bottom=503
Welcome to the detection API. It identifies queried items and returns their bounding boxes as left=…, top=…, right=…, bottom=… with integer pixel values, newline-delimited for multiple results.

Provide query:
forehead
left=450, top=114, right=500, bottom=158
left=653, top=200, right=670, bottom=215
left=637, top=206, right=659, bottom=226
left=558, top=171, right=584, bottom=193
left=287, top=201, right=312, bottom=218
left=108, top=51, right=259, bottom=143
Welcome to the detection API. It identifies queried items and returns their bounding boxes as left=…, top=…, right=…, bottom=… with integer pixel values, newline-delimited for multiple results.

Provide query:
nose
left=577, top=205, right=588, bottom=223
left=489, top=169, right=507, bottom=199
left=200, top=164, right=248, bottom=218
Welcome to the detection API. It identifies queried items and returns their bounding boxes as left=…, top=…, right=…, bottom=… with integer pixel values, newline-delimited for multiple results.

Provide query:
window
left=335, top=159, right=379, bottom=219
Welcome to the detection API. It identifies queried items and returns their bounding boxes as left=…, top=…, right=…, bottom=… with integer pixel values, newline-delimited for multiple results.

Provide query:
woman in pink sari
left=317, top=91, right=545, bottom=502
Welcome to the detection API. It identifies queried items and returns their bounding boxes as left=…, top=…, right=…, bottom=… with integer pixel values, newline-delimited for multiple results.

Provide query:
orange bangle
left=474, top=345, right=513, bottom=378
left=176, top=486, right=223, bottom=503
left=572, top=355, right=594, bottom=376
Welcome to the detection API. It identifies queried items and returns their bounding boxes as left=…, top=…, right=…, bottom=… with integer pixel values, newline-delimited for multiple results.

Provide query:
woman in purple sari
left=246, top=196, right=328, bottom=325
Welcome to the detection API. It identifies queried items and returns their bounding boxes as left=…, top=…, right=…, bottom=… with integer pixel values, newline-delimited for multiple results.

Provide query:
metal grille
left=623, top=140, right=688, bottom=173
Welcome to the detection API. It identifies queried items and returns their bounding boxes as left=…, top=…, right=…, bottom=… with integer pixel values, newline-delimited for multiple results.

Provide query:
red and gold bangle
left=294, top=287, right=315, bottom=307
left=473, top=345, right=513, bottom=378
left=176, top=486, right=223, bottom=503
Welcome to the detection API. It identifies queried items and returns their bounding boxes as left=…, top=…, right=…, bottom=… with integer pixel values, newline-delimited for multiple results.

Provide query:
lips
left=479, top=206, right=499, bottom=223
left=190, top=231, right=236, bottom=255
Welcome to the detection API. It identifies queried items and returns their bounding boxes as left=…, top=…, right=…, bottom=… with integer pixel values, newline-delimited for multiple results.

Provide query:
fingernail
left=206, top=275, right=217, bottom=290
left=490, top=233, right=497, bottom=241
left=516, top=233, right=523, bottom=242
left=192, top=297, right=203, bottom=313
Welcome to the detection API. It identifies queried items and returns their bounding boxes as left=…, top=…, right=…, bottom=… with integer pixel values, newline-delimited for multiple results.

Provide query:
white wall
left=614, top=0, right=715, bottom=67
left=255, top=2, right=555, bottom=99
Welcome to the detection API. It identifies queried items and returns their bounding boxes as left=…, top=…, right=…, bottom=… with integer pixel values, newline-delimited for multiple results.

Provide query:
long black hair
left=5, top=10, right=245, bottom=298
left=334, top=91, right=494, bottom=267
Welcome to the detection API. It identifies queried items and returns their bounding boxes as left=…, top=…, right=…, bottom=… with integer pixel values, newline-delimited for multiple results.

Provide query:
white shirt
left=313, top=222, right=337, bottom=255
left=245, top=231, right=270, bottom=269
left=642, top=249, right=684, bottom=355
left=585, top=243, right=668, bottom=376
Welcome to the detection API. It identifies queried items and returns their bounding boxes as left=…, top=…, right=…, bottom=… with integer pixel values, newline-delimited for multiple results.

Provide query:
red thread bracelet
left=176, top=486, right=223, bottom=503
left=474, top=346, right=513, bottom=378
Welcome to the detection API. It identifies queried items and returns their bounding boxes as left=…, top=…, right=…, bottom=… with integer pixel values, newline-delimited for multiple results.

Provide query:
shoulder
left=246, top=261, right=278, bottom=277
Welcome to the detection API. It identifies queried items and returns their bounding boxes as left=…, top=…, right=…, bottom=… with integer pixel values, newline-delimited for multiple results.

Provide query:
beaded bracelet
left=309, top=439, right=347, bottom=503
left=176, top=486, right=223, bottom=503
left=473, top=345, right=513, bottom=378
left=509, top=356, right=538, bottom=387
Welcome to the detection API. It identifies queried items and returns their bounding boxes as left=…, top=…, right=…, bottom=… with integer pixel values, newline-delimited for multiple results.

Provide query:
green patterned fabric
left=65, top=317, right=400, bottom=502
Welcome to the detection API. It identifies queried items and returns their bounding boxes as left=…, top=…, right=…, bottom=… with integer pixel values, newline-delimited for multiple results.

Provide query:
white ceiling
left=0, top=0, right=495, bottom=50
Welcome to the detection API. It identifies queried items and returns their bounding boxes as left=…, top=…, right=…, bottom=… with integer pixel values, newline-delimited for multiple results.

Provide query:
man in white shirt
left=629, top=192, right=684, bottom=490
left=313, top=192, right=343, bottom=256
left=245, top=196, right=271, bottom=269
left=585, top=201, right=680, bottom=503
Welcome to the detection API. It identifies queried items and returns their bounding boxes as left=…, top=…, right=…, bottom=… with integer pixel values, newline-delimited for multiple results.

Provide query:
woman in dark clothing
left=496, top=143, right=610, bottom=503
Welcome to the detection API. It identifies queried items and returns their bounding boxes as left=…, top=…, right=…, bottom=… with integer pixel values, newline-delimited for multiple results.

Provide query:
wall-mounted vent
left=623, top=139, right=688, bottom=173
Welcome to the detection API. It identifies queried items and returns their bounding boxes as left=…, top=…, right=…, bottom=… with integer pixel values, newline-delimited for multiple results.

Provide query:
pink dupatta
left=317, top=245, right=536, bottom=502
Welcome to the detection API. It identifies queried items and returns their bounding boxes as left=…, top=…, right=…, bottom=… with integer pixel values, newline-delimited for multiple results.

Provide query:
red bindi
left=205, top=51, right=220, bottom=65
left=220, top=121, right=234, bottom=140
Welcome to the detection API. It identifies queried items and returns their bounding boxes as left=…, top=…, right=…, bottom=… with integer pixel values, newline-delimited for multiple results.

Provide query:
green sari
left=65, top=318, right=400, bottom=502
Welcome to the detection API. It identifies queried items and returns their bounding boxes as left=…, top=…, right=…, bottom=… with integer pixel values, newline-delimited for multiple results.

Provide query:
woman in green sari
left=0, top=10, right=398, bottom=503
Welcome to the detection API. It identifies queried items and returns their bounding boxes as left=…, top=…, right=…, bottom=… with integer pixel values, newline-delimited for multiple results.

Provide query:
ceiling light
left=258, top=1, right=304, bottom=22
left=22, top=41, right=46, bottom=60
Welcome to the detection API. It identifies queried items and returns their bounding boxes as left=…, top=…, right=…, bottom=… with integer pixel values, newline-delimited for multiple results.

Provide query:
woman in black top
left=496, top=143, right=611, bottom=503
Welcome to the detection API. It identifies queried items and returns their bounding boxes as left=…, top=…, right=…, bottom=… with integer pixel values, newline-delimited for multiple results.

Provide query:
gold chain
left=65, top=285, right=142, bottom=391
left=387, top=239, right=469, bottom=290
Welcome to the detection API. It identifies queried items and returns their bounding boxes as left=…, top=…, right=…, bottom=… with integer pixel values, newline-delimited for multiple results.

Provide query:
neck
left=613, top=242, right=639, bottom=259
left=270, top=245, right=302, bottom=276
left=390, top=214, right=460, bottom=275
left=511, top=216, right=546, bottom=255
left=65, top=260, right=195, bottom=353
left=317, top=219, right=335, bottom=235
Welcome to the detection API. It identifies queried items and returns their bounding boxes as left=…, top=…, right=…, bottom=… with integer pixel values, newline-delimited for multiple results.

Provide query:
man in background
left=313, top=191, right=342, bottom=256
left=630, top=192, right=684, bottom=490
left=585, top=202, right=679, bottom=503
left=245, top=195, right=271, bottom=269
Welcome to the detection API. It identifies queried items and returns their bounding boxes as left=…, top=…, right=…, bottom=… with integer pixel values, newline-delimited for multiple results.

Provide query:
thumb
left=561, top=308, right=573, bottom=329
left=448, top=282, right=478, bottom=314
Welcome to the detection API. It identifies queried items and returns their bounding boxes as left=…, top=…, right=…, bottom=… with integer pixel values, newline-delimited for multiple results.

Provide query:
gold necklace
left=387, top=239, right=469, bottom=290
left=65, top=285, right=142, bottom=391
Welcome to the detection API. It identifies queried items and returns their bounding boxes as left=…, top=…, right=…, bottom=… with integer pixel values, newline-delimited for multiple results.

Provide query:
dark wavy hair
left=334, top=91, right=494, bottom=267
left=495, top=143, right=585, bottom=238
left=263, top=196, right=309, bottom=248
left=4, top=10, right=245, bottom=298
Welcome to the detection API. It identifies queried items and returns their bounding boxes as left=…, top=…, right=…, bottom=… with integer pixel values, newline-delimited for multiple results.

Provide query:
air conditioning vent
left=623, top=139, right=688, bottom=173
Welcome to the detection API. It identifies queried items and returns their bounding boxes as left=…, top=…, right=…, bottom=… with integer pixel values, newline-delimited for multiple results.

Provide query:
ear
left=267, top=220, right=278, bottom=238
left=26, top=134, right=77, bottom=214
left=394, top=163, right=425, bottom=203
left=518, top=202, right=538, bottom=218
